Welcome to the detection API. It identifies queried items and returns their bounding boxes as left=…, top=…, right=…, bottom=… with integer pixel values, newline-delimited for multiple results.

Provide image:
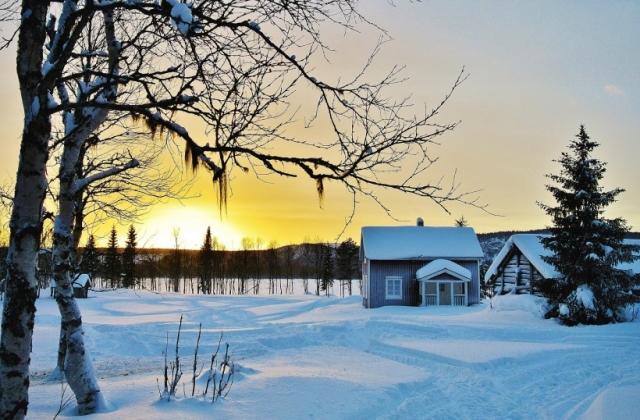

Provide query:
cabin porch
left=419, top=280, right=468, bottom=306
left=416, top=259, right=472, bottom=307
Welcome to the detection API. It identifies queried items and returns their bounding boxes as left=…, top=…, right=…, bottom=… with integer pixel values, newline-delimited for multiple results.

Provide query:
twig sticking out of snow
left=191, top=323, right=202, bottom=397
left=158, top=316, right=234, bottom=404
left=53, top=379, right=73, bottom=420
left=161, top=314, right=183, bottom=400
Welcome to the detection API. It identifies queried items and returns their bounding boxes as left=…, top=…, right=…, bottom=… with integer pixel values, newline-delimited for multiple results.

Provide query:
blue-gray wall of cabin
left=365, top=259, right=480, bottom=308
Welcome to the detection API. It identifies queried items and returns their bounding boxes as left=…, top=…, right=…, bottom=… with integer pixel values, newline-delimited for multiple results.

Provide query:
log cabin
left=484, top=234, right=640, bottom=295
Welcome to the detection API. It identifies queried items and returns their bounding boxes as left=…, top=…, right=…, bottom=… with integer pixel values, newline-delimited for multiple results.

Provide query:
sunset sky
left=1, top=0, right=639, bottom=249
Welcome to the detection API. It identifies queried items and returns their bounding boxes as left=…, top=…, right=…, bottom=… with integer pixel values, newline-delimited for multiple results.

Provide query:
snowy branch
left=71, top=158, right=139, bottom=194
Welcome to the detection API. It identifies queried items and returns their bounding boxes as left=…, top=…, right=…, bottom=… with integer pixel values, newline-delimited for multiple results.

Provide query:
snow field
left=22, top=291, right=640, bottom=419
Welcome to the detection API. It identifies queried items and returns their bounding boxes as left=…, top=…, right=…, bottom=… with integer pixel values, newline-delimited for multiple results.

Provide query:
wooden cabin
left=485, top=234, right=640, bottom=295
left=360, top=221, right=484, bottom=309
left=50, top=273, right=92, bottom=299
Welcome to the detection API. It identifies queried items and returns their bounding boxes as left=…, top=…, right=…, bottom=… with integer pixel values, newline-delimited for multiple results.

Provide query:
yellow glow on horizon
left=1, top=2, right=639, bottom=250
left=138, top=205, right=243, bottom=250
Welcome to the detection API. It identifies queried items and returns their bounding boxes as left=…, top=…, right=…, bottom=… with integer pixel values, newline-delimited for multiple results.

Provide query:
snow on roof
left=361, top=226, right=484, bottom=260
left=484, top=235, right=640, bottom=282
left=484, top=234, right=560, bottom=282
left=73, top=273, right=91, bottom=288
left=416, top=259, right=472, bottom=281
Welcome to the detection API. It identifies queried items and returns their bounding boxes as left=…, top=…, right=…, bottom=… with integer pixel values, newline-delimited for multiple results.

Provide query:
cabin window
left=385, top=276, right=402, bottom=299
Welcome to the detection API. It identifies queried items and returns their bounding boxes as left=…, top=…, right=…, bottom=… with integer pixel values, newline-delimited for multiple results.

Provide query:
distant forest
left=32, top=228, right=362, bottom=297
left=2, top=228, right=639, bottom=297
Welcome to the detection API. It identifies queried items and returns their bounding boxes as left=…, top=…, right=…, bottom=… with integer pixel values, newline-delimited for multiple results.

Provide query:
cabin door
left=439, top=282, right=451, bottom=305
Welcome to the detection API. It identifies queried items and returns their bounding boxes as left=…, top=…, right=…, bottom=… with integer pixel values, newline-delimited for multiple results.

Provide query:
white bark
left=0, top=2, right=51, bottom=418
left=51, top=134, right=106, bottom=413
left=50, top=8, right=120, bottom=415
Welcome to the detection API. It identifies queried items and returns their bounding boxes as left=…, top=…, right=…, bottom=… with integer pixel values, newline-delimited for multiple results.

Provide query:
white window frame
left=385, top=276, right=403, bottom=300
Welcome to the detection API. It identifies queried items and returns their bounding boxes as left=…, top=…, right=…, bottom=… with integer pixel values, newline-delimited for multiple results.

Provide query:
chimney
left=416, top=217, right=424, bottom=227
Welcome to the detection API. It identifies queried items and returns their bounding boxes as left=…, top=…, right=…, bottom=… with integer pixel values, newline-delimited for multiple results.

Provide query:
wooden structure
left=416, top=259, right=471, bottom=307
left=50, top=273, right=92, bottom=299
left=488, top=249, right=547, bottom=295
left=360, top=222, right=484, bottom=309
left=484, top=234, right=558, bottom=295
left=485, top=235, right=640, bottom=295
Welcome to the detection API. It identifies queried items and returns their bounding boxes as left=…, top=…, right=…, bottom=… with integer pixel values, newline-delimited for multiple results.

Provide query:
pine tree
left=539, top=125, right=639, bottom=325
left=336, top=238, right=359, bottom=296
left=199, top=227, right=214, bottom=294
left=455, top=216, right=468, bottom=227
left=105, top=226, right=121, bottom=288
left=122, top=225, right=137, bottom=288
left=320, top=244, right=334, bottom=296
left=80, top=234, right=99, bottom=279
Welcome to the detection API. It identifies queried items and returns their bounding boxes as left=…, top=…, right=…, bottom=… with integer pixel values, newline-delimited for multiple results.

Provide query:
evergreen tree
left=336, top=238, right=359, bottom=296
left=80, top=234, right=99, bottom=279
left=122, top=225, right=137, bottom=288
left=539, top=125, right=639, bottom=325
left=199, top=227, right=214, bottom=294
left=105, top=226, right=121, bottom=288
left=320, top=244, right=334, bottom=296
left=171, top=227, right=182, bottom=293
left=455, top=216, right=468, bottom=227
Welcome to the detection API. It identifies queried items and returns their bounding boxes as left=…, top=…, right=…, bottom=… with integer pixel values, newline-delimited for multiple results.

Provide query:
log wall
left=494, top=250, right=543, bottom=295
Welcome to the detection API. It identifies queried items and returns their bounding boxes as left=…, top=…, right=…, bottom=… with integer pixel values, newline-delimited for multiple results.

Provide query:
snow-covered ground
left=22, top=290, right=640, bottom=419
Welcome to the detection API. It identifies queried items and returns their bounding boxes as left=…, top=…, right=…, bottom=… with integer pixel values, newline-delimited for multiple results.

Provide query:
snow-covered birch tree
left=0, top=2, right=58, bottom=418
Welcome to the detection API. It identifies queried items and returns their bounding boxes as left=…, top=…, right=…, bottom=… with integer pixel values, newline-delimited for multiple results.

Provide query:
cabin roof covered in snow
left=73, top=273, right=91, bottom=287
left=361, top=226, right=484, bottom=260
left=484, top=235, right=640, bottom=282
left=487, top=234, right=560, bottom=281
left=416, top=259, right=472, bottom=281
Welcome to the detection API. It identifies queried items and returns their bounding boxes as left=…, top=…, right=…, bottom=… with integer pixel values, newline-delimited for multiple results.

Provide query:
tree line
left=72, top=226, right=361, bottom=297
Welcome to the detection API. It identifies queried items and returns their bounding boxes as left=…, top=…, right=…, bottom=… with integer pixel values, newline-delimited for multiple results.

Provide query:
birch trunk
left=0, top=2, right=50, bottom=418
left=49, top=8, right=121, bottom=413
left=51, top=136, right=104, bottom=413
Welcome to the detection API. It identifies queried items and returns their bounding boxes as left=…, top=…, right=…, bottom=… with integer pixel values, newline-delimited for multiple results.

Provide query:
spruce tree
left=199, top=227, right=214, bottom=294
left=105, top=226, right=121, bottom=288
left=80, top=234, right=99, bottom=280
left=122, top=225, right=137, bottom=288
left=336, top=238, right=359, bottom=295
left=539, top=125, right=639, bottom=325
left=320, top=244, right=334, bottom=296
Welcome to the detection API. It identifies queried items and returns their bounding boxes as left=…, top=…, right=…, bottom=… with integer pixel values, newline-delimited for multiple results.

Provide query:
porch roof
left=416, top=259, right=472, bottom=282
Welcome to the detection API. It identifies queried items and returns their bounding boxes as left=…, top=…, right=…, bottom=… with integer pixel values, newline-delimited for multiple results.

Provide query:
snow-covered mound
left=581, top=385, right=640, bottom=419
left=489, top=293, right=549, bottom=318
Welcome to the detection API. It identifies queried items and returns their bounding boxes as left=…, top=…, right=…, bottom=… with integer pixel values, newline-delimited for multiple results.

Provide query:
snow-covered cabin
left=484, top=234, right=640, bottom=295
left=50, top=273, right=92, bottom=299
left=360, top=221, right=484, bottom=308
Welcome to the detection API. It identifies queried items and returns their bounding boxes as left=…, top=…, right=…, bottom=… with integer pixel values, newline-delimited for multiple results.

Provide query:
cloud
left=604, top=84, right=625, bottom=97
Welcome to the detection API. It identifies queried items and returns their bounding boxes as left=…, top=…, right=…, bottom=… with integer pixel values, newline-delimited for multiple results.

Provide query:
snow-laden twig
left=71, top=157, right=139, bottom=194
